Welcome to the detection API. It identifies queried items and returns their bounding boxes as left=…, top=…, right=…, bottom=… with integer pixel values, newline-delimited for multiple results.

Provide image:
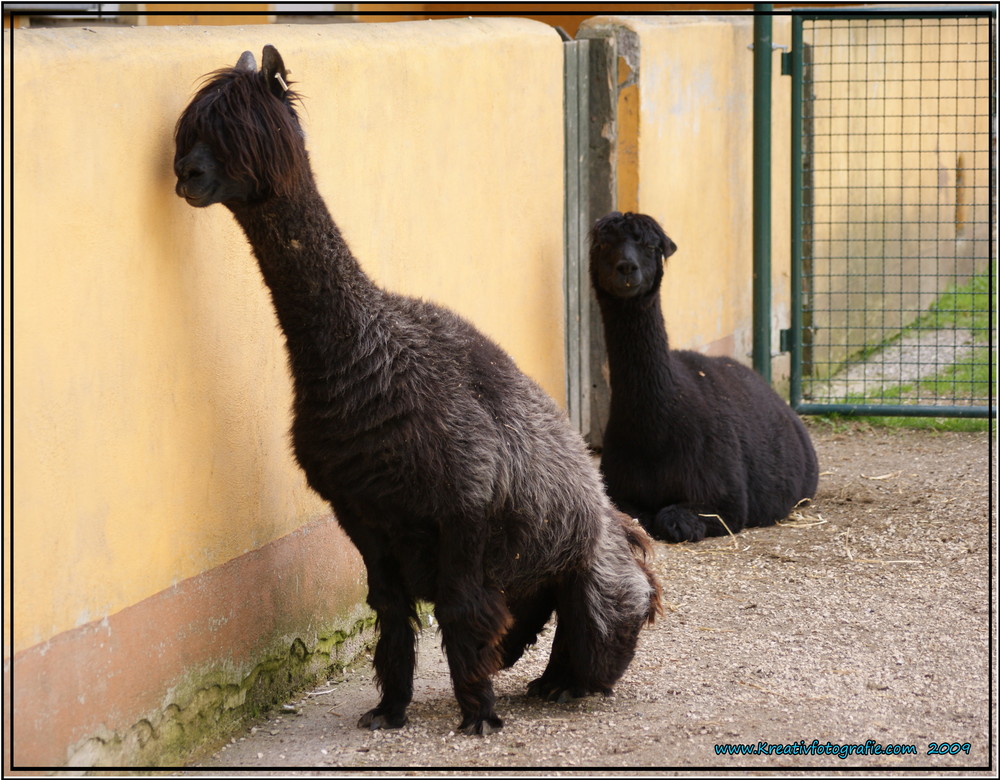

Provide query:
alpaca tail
left=613, top=510, right=663, bottom=625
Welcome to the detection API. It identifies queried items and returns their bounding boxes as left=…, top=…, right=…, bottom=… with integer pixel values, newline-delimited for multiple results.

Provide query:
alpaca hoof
left=527, top=676, right=592, bottom=702
left=555, top=685, right=610, bottom=703
left=650, top=507, right=706, bottom=543
left=458, top=714, right=503, bottom=736
left=358, top=708, right=408, bottom=730
left=554, top=688, right=579, bottom=704
left=526, top=675, right=552, bottom=699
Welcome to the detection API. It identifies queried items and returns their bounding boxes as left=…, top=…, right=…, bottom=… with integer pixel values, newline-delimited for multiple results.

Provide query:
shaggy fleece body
left=174, top=47, right=659, bottom=735
left=591, top=212, right=819, bottom=543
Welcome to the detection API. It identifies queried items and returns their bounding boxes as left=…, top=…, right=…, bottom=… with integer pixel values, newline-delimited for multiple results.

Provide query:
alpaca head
left=590, top=212, right=677, bottom=300
left=174, top=45, right=307, bottom=207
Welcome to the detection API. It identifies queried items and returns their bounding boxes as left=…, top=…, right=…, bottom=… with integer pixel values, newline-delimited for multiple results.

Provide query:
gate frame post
left=563, top=36, right=596, bottom=439
left=752, top=3, right=774, bottom=384
left=788, top=14, right=805, bottom=410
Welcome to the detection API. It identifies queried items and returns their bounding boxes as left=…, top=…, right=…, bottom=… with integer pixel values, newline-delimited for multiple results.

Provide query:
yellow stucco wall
left=581, top=15, right=793, bottom=370
left=9, top=18, right=565, bottom=655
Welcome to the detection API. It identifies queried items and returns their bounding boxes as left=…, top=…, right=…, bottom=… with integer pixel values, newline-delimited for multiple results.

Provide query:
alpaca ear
left=661, top=235, right=678, bottom=260
left=261, top=44, right=289, bottom=98
left=235, top=50, right=256, bottom=72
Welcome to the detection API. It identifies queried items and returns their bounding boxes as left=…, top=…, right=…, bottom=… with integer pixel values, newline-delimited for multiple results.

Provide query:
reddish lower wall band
left=8, top=515, right=369, bottom=769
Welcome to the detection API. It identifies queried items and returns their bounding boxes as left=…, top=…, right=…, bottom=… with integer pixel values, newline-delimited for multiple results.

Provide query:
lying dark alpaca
left=174, top=47, right=660, bottom=735
left=591, top=211, right=819, bottom=543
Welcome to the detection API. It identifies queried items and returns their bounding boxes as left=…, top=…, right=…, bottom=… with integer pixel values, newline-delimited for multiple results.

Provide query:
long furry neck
left=598, top=291, right=676, bottom=420
left=227, top=173, right=385, bottom=394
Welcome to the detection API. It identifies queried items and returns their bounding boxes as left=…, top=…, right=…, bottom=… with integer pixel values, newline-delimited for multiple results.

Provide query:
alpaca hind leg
left=436, top=588, right=513, bottom=735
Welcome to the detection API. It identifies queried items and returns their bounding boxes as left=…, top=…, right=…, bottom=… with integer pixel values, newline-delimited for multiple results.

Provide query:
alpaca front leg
left=529, top=559, right=649, bottom=703
left=527, top=617, right=594, bottom=702
left=648, top=502, right=744, bottom=543
left=527, top=574, right=614, bottom=702
left=647, top=505, right=710, bottom=542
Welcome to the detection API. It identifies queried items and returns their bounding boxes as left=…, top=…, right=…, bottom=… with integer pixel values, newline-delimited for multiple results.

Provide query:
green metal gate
left=786, top=7, right=996, bottom=418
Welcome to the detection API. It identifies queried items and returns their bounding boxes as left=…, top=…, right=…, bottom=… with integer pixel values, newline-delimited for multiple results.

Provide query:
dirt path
left=188, top=423, right=995, bottom=773
left=814, top=327, right=980, bottom=402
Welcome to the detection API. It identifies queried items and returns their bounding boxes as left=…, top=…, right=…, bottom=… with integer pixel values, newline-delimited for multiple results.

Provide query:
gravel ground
left=188, top=422, right=995, bottom=774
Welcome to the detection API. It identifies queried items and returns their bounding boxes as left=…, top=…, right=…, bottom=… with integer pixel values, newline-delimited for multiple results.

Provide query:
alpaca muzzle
left=174, top=146, right=219, bottom=206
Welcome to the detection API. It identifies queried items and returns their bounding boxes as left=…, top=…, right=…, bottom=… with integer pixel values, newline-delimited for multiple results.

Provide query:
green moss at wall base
left=66, top=614, right=378, bottom=769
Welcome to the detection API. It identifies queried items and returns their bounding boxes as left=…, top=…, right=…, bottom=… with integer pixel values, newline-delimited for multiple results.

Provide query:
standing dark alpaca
left=591, top=211, right=819, bottom=544
left=174, top=47, right=660, bottom=735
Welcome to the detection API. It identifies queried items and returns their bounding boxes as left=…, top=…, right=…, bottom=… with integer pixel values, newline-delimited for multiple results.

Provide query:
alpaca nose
left=176, top=159, right=204, bottom=183
left=175, top=153, right=211, bottom=201
left=616, top=259, right=639, bottom=277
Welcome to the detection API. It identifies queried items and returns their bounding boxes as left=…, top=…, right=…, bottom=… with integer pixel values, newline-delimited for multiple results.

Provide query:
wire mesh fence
left=791, top=11, right=995, bottom=417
